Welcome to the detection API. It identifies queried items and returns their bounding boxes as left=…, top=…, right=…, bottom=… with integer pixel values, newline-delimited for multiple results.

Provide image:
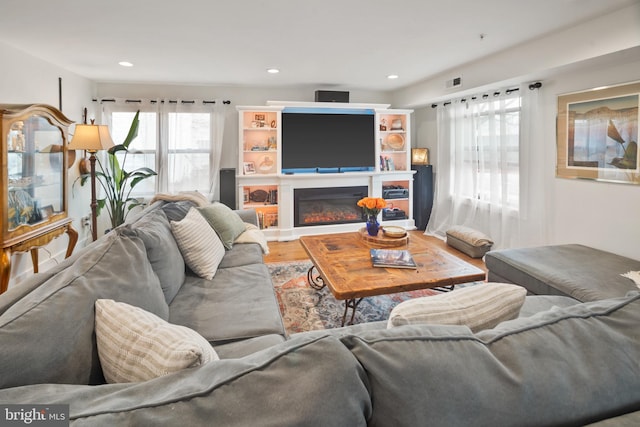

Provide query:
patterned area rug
left=268, top=260, right=439, bottom=334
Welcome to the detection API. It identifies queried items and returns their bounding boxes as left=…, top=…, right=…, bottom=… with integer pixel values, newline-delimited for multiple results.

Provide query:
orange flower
left=357, top=197, right=386, bottom=217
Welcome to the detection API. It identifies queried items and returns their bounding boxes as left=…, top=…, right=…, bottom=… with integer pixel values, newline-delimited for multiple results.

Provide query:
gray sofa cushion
left=0, top=335, right=372, bottom=427
left=217, top=242, right=264, bottom=269
left=485, top=244, right=640, bottom=301
left=517, top=294, right=579, bottom=317
left=123, top=208, right=185, bottom=304
left=0, top=231, right=168, bottom=388
left=342, top=292, right=640, bottom=427
left=169, top=264, right=285, bottom=343
left=161, top=200, right=197, bottom=222
left=214, top=334, right=286, bottom=359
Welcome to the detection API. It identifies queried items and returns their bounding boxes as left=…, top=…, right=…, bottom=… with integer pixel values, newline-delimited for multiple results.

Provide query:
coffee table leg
left=342, top=298, right=364, bottom=326
left=307, top=266, right=325, bottom=290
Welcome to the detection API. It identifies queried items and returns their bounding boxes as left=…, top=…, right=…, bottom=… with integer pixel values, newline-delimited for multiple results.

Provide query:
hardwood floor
left=263, top=230, right=487, bottom=273
left=263, top=239, right=310, bottom=263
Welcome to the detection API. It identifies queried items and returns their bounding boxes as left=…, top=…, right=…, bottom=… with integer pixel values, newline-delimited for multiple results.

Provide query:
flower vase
left=366, top=215, right=380, bottom=236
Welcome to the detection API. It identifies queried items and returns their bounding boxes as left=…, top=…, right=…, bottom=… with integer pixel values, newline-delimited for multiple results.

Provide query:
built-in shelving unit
left=237, top=102, right=414, bottom=241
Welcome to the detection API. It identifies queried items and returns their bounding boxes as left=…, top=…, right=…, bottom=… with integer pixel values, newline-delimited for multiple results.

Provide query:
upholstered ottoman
left=485, top=244, right=640, bottom=302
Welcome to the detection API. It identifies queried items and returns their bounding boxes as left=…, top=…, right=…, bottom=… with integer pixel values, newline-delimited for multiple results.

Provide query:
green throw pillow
left=197, top=203, right=246, bottom=249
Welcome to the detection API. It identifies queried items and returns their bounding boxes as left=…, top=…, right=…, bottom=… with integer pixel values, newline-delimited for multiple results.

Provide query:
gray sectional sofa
left=486, top=244, right=640, bottom=301
left=0, top=200, right=639, bottom=426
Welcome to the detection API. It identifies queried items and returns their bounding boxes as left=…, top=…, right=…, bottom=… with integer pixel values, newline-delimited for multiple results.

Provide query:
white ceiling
left=0, top=0, right=637, bottom=91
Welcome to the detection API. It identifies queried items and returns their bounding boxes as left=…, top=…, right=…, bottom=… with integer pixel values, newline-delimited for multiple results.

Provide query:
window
left=447, top=94, right=521, bottom=210
left=473, top=97, right=520, bottom=209
left=166, top=112, right=212, bottom=193
left=103, top=99, right=227, bottom=200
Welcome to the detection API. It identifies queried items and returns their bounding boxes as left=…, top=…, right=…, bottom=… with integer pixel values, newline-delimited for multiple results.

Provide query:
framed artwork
left=557, top=81, right=640, bottom=184
left=243, top=187, right=250, bottom=203
left=243, top=161, right=256, bottom=175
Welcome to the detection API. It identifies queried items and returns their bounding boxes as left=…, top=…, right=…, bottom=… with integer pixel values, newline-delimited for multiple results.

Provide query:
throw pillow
left=125, top=209, right=185, bottom=304
left=197, top=202, right=247, bottom=250
left=171, top=207, right=226, bottom=280
left=387, top=282, right=527, bottom=332
left=95, top=299, right=218, bottom=383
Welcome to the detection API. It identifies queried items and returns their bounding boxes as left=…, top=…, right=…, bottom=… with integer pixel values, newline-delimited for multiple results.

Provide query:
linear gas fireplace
left=294, top=186, right=367, bottom=227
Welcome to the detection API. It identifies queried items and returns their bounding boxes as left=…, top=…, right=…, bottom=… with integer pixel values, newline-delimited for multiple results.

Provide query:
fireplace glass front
left=294, top=186, right=367, bottom=227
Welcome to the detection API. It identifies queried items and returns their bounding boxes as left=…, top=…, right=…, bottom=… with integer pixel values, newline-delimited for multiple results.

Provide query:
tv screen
left=281, top=108, right=375, bottom=173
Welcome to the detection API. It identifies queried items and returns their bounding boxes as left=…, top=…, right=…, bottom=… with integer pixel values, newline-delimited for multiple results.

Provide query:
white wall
left=0, top=41, right=95, bottom=287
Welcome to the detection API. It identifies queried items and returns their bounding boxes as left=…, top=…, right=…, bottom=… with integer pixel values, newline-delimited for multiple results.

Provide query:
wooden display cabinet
left=0, top=104, right=78, bottom=293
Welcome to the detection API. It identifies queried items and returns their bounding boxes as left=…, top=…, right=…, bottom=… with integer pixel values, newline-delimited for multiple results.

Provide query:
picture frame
left=557, top=81, right=640, bottom=184
left=243, top=161, right=256, bottom=175
left=411, top=148, right=429, bottom=165
left=254, top=114, right=265, bottom=121
left=243, top=187, right=250, bottom=203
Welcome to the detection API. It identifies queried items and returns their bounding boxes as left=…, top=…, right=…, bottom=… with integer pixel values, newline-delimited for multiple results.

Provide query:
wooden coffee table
left=299, top=231, right=486, bottom=325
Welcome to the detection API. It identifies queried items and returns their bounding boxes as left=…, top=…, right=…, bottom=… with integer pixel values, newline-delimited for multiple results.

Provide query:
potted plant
left=77, top=111, right=157, bottom=229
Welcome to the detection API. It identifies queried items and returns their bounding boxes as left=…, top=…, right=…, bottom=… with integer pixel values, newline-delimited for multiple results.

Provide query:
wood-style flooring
left=263, top=230, right=487, bottom=273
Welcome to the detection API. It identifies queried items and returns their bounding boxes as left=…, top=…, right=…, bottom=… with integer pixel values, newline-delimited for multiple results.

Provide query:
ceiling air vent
left=446, top=76, right=462, bottom=89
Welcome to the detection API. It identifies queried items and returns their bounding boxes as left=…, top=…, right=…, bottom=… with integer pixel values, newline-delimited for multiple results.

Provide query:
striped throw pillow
left=95, top=299, right=218, bottom=383
left=387, top=283, right=527, bottom=332
left=171, top=207, right=226, bottom=280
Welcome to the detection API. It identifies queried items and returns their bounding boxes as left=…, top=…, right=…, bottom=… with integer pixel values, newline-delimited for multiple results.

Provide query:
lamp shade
left=68, top=124, right=115, bottom=152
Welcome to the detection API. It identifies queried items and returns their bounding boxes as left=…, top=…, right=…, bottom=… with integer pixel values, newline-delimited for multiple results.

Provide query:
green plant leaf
left=122, top=110, right=140, bottom=150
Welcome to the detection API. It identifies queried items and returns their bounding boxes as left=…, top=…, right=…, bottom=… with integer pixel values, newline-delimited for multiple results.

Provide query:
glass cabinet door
left=6, top=115, right=64, bottom=231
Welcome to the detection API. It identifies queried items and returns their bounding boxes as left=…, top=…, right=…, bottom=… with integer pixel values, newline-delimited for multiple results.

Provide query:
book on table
left=370, top=249, right=417, bottom=269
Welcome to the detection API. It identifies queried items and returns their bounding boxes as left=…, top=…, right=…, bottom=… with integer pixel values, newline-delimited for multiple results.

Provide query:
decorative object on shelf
left=270, top=120, right=276, bottom=128
left=391, top=119, right=404, bottom=130
left=357, top=197, right=386, bottom=236
left=243, top=161, right=256, bottom=175
left=411, top=148, right=429, bottom=165
left=72, top=111, right=157, bottom=238
left=379, top=119, right=387, bottom=131
left=386, top=133, right=405, bottom=151
left=267, top=136, right=277, bottom=150
left=250, top=189, right=269, bottom=203
left=259, top=155, right=275, bottom=173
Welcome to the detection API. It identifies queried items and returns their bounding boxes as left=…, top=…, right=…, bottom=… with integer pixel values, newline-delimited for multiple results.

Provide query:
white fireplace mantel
left=238, top=171, right=415, bottom=241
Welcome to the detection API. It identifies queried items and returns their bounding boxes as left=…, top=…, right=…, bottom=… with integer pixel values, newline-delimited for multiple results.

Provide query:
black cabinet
left=219, top=168, right=236, bottom=209
left=412, top=165, right=434, bottom=230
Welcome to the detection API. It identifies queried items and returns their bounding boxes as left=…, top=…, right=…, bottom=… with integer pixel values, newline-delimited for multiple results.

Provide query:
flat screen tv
left=281, top=107, right=375, bottom=173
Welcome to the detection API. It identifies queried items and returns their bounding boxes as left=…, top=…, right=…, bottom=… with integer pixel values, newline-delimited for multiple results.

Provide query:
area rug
left=268, top=260, right=440, bottom=334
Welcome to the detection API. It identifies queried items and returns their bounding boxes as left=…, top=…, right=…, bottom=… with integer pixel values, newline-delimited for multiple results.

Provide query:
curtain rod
left=93, top=98, right=231, bottom=105
left=431, top=81, right=542, bottom=108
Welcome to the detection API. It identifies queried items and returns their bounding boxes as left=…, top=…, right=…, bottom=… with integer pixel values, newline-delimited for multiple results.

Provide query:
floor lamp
left=68, top=124, right=115, bottom=241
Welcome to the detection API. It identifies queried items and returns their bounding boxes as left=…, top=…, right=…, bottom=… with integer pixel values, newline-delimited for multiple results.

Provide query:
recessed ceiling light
left=118, top=61, right=134, bottom=67
left=387, top=74, right=399, bottom=80
left=267, top=68, right=280, bottom=74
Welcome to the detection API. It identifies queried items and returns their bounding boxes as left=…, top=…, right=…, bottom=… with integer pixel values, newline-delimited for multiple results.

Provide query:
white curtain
left=100, top=98, right=227, bottom=200
left=426, top=84, right=546, bottom=249
left=161, top=99, right=227, bottom=199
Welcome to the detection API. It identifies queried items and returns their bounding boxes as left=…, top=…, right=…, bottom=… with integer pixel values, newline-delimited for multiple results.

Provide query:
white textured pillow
left=387, top=282, right=527, bottom=332
left=95, top=299, right=218, bottom=383
left=171, top=207, right=226, bottom=279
